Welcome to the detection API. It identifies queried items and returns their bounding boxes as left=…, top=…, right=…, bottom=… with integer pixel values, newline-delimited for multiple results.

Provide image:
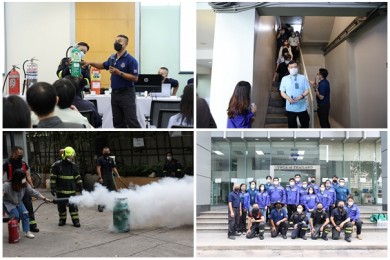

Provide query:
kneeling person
left=310, top=202, right=331, bottom=240
left=270, top=201, right=289, bottom=239
left=246, top=203, right=265, bottom=240
left=290, top=204, right=309, bottom=240
left=330, top=201, right=353, bottom=242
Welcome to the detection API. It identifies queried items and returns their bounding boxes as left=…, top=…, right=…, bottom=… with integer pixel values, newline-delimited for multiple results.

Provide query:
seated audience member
left=187, top=78, right=194, bottom=85
left=26, top=82, right=84, bottom=128
left=65, top=76, right=102, bottom=128
left=196, top=96, right=217, bottom=128
left=53, top=78, right=93, bottom=128
left=167, top=84, right=193, bottom=128
left=158, top=67, right=179, bottom=96
left=3, top=95, right=31, bottom=128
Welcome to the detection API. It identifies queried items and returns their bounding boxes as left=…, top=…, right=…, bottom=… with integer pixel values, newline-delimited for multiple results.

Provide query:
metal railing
left=298, top=48, right=315, bottom=128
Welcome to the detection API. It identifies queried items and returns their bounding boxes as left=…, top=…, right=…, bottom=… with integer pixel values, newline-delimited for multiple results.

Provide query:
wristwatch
left=120, top=72, right=124, bottom=77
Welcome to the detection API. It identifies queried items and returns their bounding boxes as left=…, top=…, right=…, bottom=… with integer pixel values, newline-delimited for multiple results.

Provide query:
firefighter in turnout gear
left=330, top=201, right=353, bottom=242
left=290, top=204, right=309, bottom=240
left=50, top=147, right=83, bottom=227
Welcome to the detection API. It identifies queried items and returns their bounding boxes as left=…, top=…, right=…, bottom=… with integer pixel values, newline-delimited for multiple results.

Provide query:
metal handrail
left=298, top=48, right=315, bottom=128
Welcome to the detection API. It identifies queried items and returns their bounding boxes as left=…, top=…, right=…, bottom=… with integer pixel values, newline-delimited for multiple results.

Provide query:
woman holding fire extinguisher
left=3, top=169, right=51, bottom=239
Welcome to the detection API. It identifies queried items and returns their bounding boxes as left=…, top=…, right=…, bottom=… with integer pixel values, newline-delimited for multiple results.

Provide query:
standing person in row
left=335, top=178, right=350, bottom=204
left=305, top=187, right=318, bottom=219
left=330, top=201, right=353, bottom=242
left=285, top=178, right=300, bottom=220
left=247, top=180, right=258, bottom=212
left=294, top=174, right=303, bottom=188
left=246, top=203, right=265, bottom=240
left=325, top=179, right=337, bottom=216
left=255, top=184, right=270, bottom=223
left=264, top=176, right=273, bottom=221
left=290, top=204, right=309, bottom=240
left=270, top=201, right=288, bottom=239
left=308, top=176, right=319, bottom=194
left=310, top=202, right=331, bottom=240
left=312, top=68, right=331, bottom=128
left=299, top=181, right=309, bottom=211
left=239, top=184, right=250, bottom=235
left=269, top=177, right=286, bottom=213
left=317, top=183, right=332, bottom=214
left=227, top=184, right=241, bottom=240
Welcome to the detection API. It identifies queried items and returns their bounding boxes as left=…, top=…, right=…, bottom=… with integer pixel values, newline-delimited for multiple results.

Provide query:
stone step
left=198, top=212, right=379, bottom=218
left=267, top=106, right=286, bottom=114
left=264, top=123, right=288, bottom=128
left=270, top=92, right=282, bottom=99
left=266, top=113, right=288, bottom=124
left=196, top=220, right=377, bottom=226
left=268, top=97, right=285, bottom=107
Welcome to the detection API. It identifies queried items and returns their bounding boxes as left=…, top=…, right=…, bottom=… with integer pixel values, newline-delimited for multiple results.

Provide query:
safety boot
left=73, top=220, right=81, bottom=227
left=58, top=219, right=66, bottom=226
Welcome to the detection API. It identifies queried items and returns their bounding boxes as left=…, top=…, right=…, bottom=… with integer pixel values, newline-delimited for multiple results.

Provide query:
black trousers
left=271, top=221, right=289, bottom=237
left=332, top=222, right=353, bottom=240
left=317, top=103, right=331, bottom=128
left=111, top=88, right=141, bottom=128
left=291, top=222, right=308, bottom=239
left=22, top=193, right=37, bottom=228
left=246, top=223, right=265, bottom=239
left=287, top=204, right=297, bottom=222
left=287, top=110, right=310, bottom=128
left=57, top=193, right=79, bottom=223
left=352, top=219, right=363, bottom=235
left=291, top=46, right=299, bottom=60
left=239, top=209, right=247, bottom=232
left=228, top=207, right=240, bottom=237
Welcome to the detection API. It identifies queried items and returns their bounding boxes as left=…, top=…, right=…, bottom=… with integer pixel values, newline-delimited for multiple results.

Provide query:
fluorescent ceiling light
left=256, top=150, right=264, bottom=155
left=298, top=150, right=305, bottom=155
left=213, top=151, right=224, bottom=155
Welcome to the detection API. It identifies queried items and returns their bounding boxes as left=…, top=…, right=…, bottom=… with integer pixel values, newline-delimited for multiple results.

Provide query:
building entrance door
left=270, top=165, right=321, bottom=187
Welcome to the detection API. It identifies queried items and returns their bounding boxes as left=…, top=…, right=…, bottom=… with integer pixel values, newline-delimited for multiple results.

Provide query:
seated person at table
left=158, top=67, right=179, bottom=96
left=65, top=76, right=102, bottom=128
left=26, top=82, right=85, bottom=128
left=167, top=84, right=193, bottom=128
left=3, top=95, right=31, bottom=128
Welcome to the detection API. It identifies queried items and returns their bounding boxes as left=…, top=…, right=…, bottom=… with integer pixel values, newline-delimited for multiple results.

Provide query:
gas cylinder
left=8, top=66, right=20, bottom=95
left=113, top=198, right=130, bottom=232
left=8, top=218, right=20, bottom=243
left=70, top=47, right=82, bottom=77
left=26, top=59, right=38, bottom=88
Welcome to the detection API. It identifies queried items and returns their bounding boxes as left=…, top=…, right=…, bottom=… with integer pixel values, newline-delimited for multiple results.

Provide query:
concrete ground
left=3, top=189, right=194, bottom=257
left=196, top=232, right=388, bottom=257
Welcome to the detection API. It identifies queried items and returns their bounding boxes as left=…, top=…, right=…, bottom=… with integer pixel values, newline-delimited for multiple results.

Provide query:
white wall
left=140, top=5, right=193, bottom=97
left=209, top=9, right=256, bottom=129
left=196, top=131, right=212, bottom=214
left=4, top=2, right=73, bottom=93
left=197, top=74, right=211, bottom=101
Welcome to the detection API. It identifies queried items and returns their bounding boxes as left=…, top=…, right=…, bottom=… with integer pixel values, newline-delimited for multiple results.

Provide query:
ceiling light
left=281, top=138, right=284, bottom=141
left=255, top=138, right=259, bottom=141
left=331, top=139, right=335, bottom=141
left=306, top=139, right=310, bottom=141
left=213, top=151, right=224, bottom=155
left=256, top=150, right=264, bottom=155
left=298, top=150, right=305, bottom=155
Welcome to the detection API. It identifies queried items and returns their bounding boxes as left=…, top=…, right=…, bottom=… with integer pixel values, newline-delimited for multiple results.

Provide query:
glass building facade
left=210, top=131, right=383, bottom=206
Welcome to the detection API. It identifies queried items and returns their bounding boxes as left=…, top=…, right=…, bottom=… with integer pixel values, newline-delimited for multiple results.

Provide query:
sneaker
left=98, top=206, right=103, bottom=212
left=345, top=237, right=351, bottom=242
left=30, top=226, right=40, bottom=233
left=259, top=235, right=264, bottom=240
left=234, top=232, right=241, bottom=236
left=228, top=236, right=236, bottom=240
left=356, top=235, right=362, bottom=240
left=322, top=236, right=328, bottom=241
left=25, top=231, right=35, bottom=239
left=282, top=235, right=287, bottom=239
left=301, top=236, right=307, bottom=240
left=58, top=219, right=66, bottom=226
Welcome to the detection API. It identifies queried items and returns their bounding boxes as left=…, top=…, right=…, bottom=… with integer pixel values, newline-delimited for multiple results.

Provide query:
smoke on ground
left=69, top=176, right=193, bottom=229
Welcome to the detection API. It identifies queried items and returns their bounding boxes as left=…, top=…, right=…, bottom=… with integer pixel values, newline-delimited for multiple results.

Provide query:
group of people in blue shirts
left=228, top=174, right=363, bottom=242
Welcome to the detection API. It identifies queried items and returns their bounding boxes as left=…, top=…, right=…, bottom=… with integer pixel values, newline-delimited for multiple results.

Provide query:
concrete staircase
left=197, top=210, right=385, bottom=233
left=264, top=86, right=288, bottom=128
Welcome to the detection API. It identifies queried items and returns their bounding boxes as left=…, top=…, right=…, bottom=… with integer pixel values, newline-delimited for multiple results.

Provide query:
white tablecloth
left=84, top=94, right=181, bottom=128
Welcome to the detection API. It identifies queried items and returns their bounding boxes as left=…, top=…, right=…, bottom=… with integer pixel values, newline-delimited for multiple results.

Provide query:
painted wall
left=252, top=15, right=278, bottom=128
left=4, top=2, right=73, bottom=93
left=209, top=9, right=256, bottom=129
left=197, top=131, right=212, bottom=214
left=140, top=6, right=193, bottom=97
left=197, top=74, right=211, bottom=101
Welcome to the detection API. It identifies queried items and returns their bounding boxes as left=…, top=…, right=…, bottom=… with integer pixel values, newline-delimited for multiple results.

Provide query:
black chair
left=79, top=110, right=95, bottom=128
left=157, top=109, right=180, bottom=128
left=150, top=100, right=180, bottom=126
left=89, top=99, right=98, bottom=110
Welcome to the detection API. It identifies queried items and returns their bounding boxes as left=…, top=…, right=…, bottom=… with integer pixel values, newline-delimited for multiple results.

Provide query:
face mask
left=297, top=208, right=303, bottom=213
left=320, top=188, right=325, bottom=192
left=338, top=205, right=344, bottom=209
left=114, top=42, right=123, bottom=52
left=276, top=205, right=282, bottom=209
left=266, top=179, right=271, bottom=184
left=292, top=34, right=296, bottom=37
left=66, top=158, right=74, bottom=163
left=79, top=51, right=85, bottom=59
left=21, top=178, right=26, bottom=184
left=17, top=155, right=23, bottom=160
left=103, top=152, right=110, bottom=156
left=317, top=208, right=323, bottom=212
left=333, top=180, right=338, bottom=183
left=274, top=182, right=279, bottom=186
left=251, top=184, right=255, bottom=189
left=326, top=184, right=330, bottom=188
left=260, top=187, right=264, bottom=191
left=295, top=178, right=300, bottom=182
left=285, top=60, right=290, bottom=64
left=302, top=185, right=307, bottom=189
left=339, top=183, right=345, bottom=187
left=252, top=209, right=259, bottom=215
left=289, top=182, right=294, bottom=186
left=234, top=188, right=240, bottom=192
left=311, top=180, right=316, bottom=184
left=348, top=202, right=353, bottom=206
left=309, top=190, right=313, bottom=194
left=289, top=68, right=298, bottom=76
left=167, top=156, right=172, bottom=161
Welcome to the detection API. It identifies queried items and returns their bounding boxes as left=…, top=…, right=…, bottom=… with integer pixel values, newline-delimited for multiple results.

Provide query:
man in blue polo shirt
left=280, top=60, right=310, bottom=128
left=312, top=68, right=331, bottom=128
left=228, top=183, right=242, bottom=240
left=84, top=34, right=141, bottom=128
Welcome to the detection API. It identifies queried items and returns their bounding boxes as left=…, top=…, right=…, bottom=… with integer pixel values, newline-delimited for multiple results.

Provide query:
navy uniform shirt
left=97, top=156, right=116, bottom=177
left=317, top=79, right=330, bottom=105
left=163, top=78, right=179, bottom=89
left=228, top=191, right=241, bottom=209
left=103, top=51, right=138, bottom=90
left=270, top=208, right=287, bottom=223
left=310, top=210, right=329, bottom=225
left=331, top=208, right=350, bottom=224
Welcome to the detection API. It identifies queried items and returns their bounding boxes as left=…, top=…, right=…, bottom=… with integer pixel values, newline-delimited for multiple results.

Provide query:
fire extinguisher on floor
left=8, top=218, right=20, bottom=244
left=2, top=65, right=20, bottom=95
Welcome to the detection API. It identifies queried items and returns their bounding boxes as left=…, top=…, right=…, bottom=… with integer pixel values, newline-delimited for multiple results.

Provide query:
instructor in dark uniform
left=84, top=35, right=141, bottom=128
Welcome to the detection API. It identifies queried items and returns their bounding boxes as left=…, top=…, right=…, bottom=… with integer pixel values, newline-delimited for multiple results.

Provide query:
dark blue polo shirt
left=270, top=208, right=287, bottom=223
left=97, top=156, right=116, bottom=177
left=228, top=191, right=241, bottom=208
left=103, top=51, right=138, bottom=90
left=163, top=78, right=179, bottom=89
left=317, top=79, right=330, bottom=105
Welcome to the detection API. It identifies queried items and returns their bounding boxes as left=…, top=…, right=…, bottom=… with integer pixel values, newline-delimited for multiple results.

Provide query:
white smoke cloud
left=69, top=176, right=194, bottom=229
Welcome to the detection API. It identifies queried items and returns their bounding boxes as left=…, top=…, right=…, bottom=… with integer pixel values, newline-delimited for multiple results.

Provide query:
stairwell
left=264, top=85, right=288, bottom=128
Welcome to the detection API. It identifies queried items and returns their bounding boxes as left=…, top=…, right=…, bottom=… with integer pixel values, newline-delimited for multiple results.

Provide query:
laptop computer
left=135, top=74, right=163, bottom=93
left=153, top=83, right=171, bottom=97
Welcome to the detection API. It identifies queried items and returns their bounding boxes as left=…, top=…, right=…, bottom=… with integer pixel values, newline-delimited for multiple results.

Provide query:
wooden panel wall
left=75, top=2, right=136, bottom=88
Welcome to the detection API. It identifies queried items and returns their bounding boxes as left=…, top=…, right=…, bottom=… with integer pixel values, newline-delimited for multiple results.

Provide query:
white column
left=196, top=131, right=212, bottom=214
left=209, top=10, right=256, bottom=128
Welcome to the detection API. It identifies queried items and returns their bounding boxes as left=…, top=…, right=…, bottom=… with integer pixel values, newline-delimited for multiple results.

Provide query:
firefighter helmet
left=62, top=146, right=76, bottom=160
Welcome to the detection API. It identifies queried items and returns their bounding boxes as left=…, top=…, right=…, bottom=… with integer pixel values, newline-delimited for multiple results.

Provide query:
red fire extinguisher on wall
left=2, top=65, right=21, bottom=95
left=8, top=218, right=20, bottom=244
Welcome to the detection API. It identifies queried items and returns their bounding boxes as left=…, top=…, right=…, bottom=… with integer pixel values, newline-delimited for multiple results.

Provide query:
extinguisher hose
left=22, top=60, right=29, bottom=95
left=2, top=70, right=12, bottom=94
left=33, top=201, right=47, bottom=214
left=66, top=46, right=73, bottom=59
